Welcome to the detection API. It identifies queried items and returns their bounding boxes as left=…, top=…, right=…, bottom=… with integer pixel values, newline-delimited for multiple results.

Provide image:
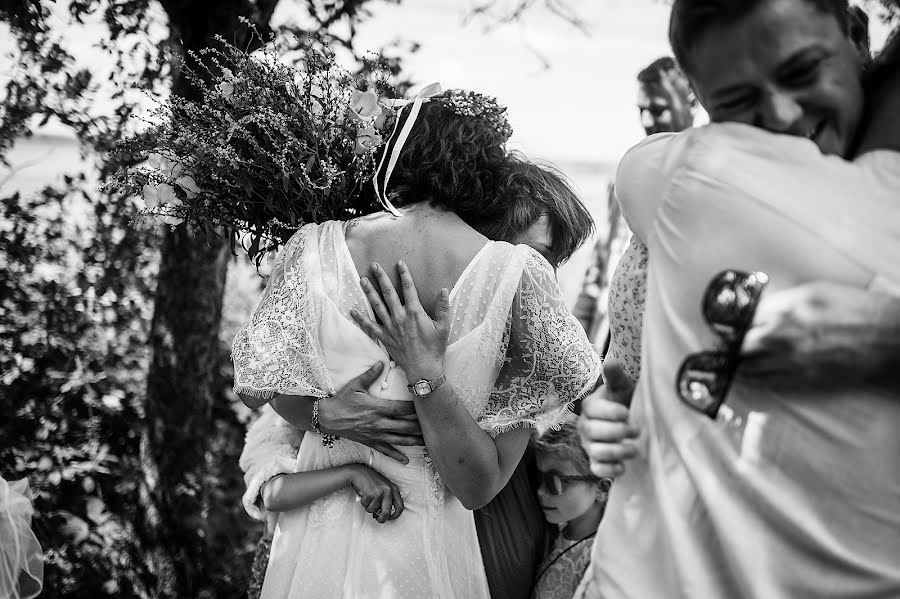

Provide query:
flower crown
left=348, top=83, right=514, bottom=215
left=438, top=90, right=513, bottom=141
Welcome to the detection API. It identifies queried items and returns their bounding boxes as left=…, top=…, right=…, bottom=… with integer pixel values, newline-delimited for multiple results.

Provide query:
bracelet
left=311, top=397, right=339, bottom=448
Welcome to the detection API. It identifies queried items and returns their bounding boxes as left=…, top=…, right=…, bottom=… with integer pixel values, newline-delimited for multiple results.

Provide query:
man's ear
left=849, top=5, right=872, bottom=62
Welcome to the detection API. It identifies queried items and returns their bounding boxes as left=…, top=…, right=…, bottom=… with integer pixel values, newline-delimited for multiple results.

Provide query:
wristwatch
left=407, top=373, right=447, bottom=398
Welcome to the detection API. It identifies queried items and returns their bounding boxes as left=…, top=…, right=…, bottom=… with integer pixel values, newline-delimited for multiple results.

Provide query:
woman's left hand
left=350, top=261, right=449, bottom=382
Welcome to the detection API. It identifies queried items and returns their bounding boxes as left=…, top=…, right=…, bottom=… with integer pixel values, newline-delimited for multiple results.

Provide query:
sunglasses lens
left=677, top=353, right=734, bottom=416
left=539, top=473, right=563, bottom=495
left=703, top=271, right=768, bottom=340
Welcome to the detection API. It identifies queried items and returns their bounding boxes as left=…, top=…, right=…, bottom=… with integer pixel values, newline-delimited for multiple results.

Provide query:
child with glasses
left=530, top=421, right=610, bottom=599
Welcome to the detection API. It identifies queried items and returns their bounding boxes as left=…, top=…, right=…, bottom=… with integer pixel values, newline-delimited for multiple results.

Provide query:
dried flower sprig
left=103, top=28, right=397, bottom=262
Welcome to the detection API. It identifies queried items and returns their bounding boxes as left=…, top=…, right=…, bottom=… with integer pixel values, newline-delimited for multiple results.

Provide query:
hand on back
left=317, top=361, right=424, bottom=464
left=739, top=280, right=896, bottom=389
left=351, top=261, right=450, bottom=383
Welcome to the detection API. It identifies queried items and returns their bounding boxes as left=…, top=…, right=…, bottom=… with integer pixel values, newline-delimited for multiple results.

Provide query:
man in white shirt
left=578, top=0, right=900, bottom=597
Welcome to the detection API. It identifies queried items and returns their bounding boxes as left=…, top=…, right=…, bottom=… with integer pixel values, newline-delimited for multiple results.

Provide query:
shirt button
left=388, top=360, right=396, bottom=368
left=381, top=381, right=389, bottom=389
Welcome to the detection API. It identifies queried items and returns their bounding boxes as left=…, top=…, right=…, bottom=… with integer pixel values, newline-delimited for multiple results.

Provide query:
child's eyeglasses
left=537, top=471, right=599, bottom=496
left=676, top=270, right=769, bottom=419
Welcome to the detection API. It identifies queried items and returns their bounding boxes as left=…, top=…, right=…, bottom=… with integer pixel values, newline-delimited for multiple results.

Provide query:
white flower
left=147, top=152, right=165, bottom=170
left=348, top=90, right=383, bottom=123
left=161, top=214, right=184, bottom=226
left=147, top=152, right=186, bottom=179
left=258, top=249, right=280, bottom=277
left=353, top=126, right=382, bottom=155
left=176, top=175, right=201, bottom=199
left=142, top=183, right=161, bottom=209
left=374, top=109, right=389, bottom=131
left=155, top=183, right=177, bottom=205
left=217, top=81, right=235, bottom=99
left=142, top=183, right=178, bottom=209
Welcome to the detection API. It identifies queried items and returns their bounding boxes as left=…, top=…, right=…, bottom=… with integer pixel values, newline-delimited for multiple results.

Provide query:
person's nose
left=640, top=109, right=655, bottom=131
left=756, top=90, right=804, bottom=133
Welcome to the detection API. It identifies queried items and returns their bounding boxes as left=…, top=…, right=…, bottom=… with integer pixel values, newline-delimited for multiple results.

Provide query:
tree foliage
left=0, top=1, right=409, bottom=597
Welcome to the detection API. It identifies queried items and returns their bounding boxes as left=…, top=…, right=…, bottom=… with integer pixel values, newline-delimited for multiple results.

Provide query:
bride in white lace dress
left=232, top=90, right=601, bottom=599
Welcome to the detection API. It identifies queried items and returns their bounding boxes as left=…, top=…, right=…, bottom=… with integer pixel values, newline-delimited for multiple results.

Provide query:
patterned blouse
left=603, top=235, right=648, bottom=384
left=531, top=531, right=596, bottom=599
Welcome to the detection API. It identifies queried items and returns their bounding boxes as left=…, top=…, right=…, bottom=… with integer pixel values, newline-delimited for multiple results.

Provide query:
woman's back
left=250, top=217, right=599, bottom=599
left=344, top=204, right=489, bottom=318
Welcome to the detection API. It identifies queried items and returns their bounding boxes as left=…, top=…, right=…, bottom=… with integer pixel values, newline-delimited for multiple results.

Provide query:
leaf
left=86, top=497, right=108, bottom=524
left=59, top=512, right=91, bottom=545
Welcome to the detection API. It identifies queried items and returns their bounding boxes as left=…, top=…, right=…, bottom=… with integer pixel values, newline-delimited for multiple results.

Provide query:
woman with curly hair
left=233, top=88, right=601, bottom=599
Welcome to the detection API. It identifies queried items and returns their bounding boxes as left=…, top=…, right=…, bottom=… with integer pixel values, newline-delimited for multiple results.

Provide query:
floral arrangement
left=104, top=29, right=397, bottom=261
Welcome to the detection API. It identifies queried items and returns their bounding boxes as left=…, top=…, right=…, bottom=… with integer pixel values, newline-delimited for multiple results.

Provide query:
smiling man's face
left=687, top=0, right=868, bottom=156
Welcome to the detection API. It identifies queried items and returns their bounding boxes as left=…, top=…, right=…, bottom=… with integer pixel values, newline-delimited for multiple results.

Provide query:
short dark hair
left=473, top=154, right=594, bottom=267
left=637, top=56, right=679, bottom=84
left=372, top=91, right=511, bottom=228
left=669, top=0, right=853, bottom=76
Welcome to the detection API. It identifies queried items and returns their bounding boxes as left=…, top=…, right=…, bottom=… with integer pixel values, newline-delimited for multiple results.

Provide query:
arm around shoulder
left=740, top=281, right=900, bottom=391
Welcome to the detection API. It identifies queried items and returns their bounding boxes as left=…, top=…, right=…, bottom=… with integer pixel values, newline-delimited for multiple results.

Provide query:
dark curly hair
left=368, top=91, right=513, bottom=228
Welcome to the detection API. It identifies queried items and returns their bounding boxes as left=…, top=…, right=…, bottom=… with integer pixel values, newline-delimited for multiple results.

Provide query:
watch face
left=413, top=380, right=431, bottom=396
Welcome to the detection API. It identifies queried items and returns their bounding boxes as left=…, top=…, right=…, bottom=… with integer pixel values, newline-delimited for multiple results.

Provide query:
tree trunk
left=140, top=227, right=229, bottom=596
left=138, top=1, right=278, bottom=595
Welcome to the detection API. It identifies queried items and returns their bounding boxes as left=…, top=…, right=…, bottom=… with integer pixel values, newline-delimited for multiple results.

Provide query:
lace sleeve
left=480, top=249, right=602, bottom=437
left=231, top=225, right=332, bottom=402
left=238, top=405, right=304, bottom=520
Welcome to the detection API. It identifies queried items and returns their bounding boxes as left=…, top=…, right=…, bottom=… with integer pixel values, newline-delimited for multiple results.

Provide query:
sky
left=294, top=0, right=678, bottom=165
left=4, top=0, right=894, bottom=167
left=1, top=1, right=895, bottom=302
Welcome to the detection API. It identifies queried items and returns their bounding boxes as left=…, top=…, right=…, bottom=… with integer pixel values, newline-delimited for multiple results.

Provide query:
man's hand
left=739, top=281, right=900, bottom=390
left=577, top=361, right=640, bottom=478
left=316, top=362, right=424, bottom=464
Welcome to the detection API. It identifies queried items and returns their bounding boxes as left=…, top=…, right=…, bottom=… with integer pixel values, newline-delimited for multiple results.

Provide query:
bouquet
left=104, top=28, right=396, bottom=261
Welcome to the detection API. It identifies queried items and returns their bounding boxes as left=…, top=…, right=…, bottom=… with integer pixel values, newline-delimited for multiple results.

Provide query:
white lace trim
left=232, top=225, right=333, bottom=400
left=476, top=248, right=601, bottom=436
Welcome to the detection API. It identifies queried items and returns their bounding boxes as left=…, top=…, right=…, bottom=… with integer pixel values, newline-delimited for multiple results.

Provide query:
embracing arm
left=405, top=364, right=532, bottom=510
left=260, top=464, right=405, bottom=524
left=260, top=467, right=357, bottom=512
left=740, top=281, right=900, bottom=392
left=238, top=362, right=424, bottom=464
left=351, top=262, right=531, bottom=509
left=239, top=404, right=304, bottom=520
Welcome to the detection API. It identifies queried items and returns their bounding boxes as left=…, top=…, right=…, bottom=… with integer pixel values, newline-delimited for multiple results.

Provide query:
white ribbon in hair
left=374, top=82, right=443, bottom=216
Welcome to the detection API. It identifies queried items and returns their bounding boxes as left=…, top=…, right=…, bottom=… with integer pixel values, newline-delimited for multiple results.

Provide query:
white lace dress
left=232, top=221, right=601, bottom=599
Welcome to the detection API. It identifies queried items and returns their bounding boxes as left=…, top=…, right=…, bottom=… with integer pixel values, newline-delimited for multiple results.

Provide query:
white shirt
left=589, top=123, right=900, bottom=599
